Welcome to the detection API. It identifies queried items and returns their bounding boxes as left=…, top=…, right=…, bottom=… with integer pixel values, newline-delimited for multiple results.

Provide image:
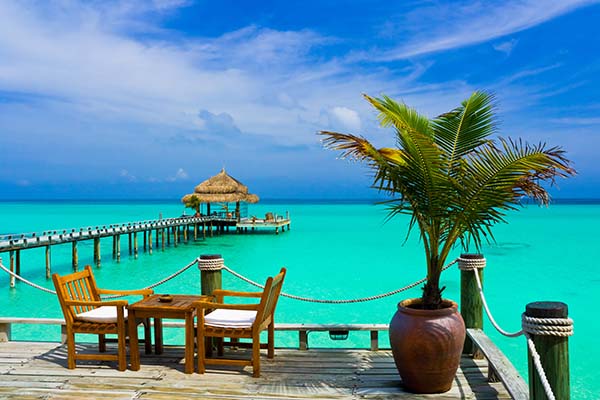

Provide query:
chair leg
left=197, top=329, right=206, bottom=374
left=217, top=337, right=224, bottom=356
left=252, top=333, right=260, bottom=378
left=99, top=334, right=106, bottom=352
left=67, top=330, right=76, bottom=369
left=267, top=323, right=275, bottom=359
left=117, top=330, right=127, bottom=371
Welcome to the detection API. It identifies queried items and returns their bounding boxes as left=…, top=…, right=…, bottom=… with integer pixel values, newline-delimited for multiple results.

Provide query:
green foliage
left=183, top=195, right=201, bottom=213
left=320, top=91, right=575, bottom=309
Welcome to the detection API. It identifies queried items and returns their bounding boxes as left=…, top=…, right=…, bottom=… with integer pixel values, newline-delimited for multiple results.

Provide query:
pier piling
left=148, top=230, right=153, bottom=254
left=525, top=301, right=571, bottom=400
left=72, top=242, right=78, bottom=271
left=93, top=238, right=101, bottom=266
left=45, top=245, right=51, bottom=279
left=459, top=254, right=485, bottom=356
left=9, top=251, right=15, bottom=288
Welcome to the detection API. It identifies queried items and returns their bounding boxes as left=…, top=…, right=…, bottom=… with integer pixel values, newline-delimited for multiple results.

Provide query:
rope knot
left=522, top=314, right=574, bottom=337
left=198, top=256, right=224, bottom=271
left=458, top=256, right=486, bottom=270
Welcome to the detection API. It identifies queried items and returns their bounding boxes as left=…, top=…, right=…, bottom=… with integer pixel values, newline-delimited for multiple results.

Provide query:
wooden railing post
left=525, top=301, right=571, bottom=400
left=199, top=254, right=223, bottom=297
left=459, top=254, right=485, bottom=356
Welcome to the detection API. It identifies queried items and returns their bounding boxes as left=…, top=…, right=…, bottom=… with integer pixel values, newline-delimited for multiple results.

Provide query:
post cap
left=525, top=301, right=568, bottom=318
left=200, top=254, right=222, bottom=260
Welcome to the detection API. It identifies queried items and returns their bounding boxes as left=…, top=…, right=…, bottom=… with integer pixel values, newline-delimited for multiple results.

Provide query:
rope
left=222, top=259, right=459, bottom=304
left=0, top=257, right=199, bottom=298
left=0, top=260, right=57, bottom=294
left=525, top=335, right=556, bottom=400
left=198, top=257, right=224, bottom=271
left=471, top=266, right=524, bottom=338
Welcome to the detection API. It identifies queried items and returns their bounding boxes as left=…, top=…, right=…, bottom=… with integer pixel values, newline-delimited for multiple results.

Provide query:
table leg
left=143, top=318, right=152, bottom=354
left=154, top=318, right=163, bottom=354
left=128, top=310, right=140, bottom=371
left=185, top=311, right=194, bottom=374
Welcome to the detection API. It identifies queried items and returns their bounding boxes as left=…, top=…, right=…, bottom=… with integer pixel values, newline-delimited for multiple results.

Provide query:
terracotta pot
left=389, top=298, right=465, bottom=393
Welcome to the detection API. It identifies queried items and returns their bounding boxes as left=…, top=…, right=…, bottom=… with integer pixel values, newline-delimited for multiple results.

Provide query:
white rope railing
left=0, top=257, right=199, bottom=297
left=460, top=258, right=574, bottom=400
left=222, top=259, right=459, bottom=304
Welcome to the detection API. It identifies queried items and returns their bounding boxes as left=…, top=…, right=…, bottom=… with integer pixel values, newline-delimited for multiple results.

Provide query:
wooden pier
left=0, top=319, right=516, bottom=399
left=0, top=213, right=290, bottom=286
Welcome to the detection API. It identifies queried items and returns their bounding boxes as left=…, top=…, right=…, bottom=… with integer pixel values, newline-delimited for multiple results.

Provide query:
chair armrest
left=65, top=300, right=128, bottom=307
left=97, top=288, right=154, bottom=296
left=212, top=289, right=263, bottom=299
left=194, top=301, right=259, bottom=312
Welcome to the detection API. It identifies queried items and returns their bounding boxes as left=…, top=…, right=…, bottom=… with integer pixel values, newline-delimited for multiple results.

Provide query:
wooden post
left=94, top=237, right=101, bottom=266
left=155, top=229, right=159, bottom=248
left=526, top=301, right=571, bottom=400
left=15, top=250, right=21, bottom=277
left=72, top=241, right=78, bottom=271
left=112, top=236, right=117, bottom=259
left=9, top=251, right=15, bottom=288
left=128, top=233, right=132, bottom=254
left=116, top=235, right=121, bottom=262
left=194, top=224, right=198, bottom=241
left=202, top=222, right=206, bottom=238
left=459, top=254, right=485, bottom=355
left=45, top=245, right=51, bottom=278
left=199, top=254, right=222, bottom=297
left=174, top=227, right=178, bottom=247
left=199, top=254, right=223, bottom=357
left=148, top=230, right=153, bottom=254
left=162, top=228, right=166, bottom=250
left=143, top=230, right=147, bottom=251
left=133, top=232, right=138, bottom=258
left=166, top=227, right=170, bottom=245
left=183, top=225, right=188, bottom=243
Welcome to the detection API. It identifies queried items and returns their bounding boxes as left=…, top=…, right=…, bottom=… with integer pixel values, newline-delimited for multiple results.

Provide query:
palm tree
left=320, top=91, right=575, bottom=309
left=183, top=195, right=201, bottom=215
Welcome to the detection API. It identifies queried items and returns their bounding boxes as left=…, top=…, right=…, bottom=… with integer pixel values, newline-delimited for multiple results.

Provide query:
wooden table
left=128, top=294, right=210, bottom=373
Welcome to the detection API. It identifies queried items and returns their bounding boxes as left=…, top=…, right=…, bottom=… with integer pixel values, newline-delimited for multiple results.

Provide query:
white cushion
left=204, top=309, right=257, bottom=328
left=76, top=306, right=127, bottom=323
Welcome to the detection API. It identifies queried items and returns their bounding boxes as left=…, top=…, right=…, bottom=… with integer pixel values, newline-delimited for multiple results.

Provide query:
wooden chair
left=52, top=265, right=153, bottom=371
left=195, top=268, right=286, bottom=377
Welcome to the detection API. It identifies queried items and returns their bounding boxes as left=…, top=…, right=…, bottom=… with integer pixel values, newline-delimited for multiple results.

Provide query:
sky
left=0, top=0, right=599, bottom=200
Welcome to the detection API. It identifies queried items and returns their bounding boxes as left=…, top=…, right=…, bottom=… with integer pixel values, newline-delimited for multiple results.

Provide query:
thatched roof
left=181, top=169, right=259, bottom=204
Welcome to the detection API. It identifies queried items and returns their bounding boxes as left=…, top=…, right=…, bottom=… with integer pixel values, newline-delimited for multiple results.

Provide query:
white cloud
left=119, top=169, right=137, bottom=182
left=378, top=0, right=596, bottom=60
left=329, top=107, right=362, bottom=131
left=166, top=168, right=189, bottom=182
left=493, top=39, right=519, bottom=55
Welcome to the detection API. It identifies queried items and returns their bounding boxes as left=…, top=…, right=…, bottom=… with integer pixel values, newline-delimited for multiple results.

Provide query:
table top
left=129, top=294, right=211, bottom=312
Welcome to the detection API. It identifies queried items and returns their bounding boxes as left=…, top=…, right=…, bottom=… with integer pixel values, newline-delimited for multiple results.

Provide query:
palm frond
left=432, top=91, right=496, bottom=175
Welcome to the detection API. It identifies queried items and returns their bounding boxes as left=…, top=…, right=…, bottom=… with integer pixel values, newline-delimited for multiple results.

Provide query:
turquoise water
left=0, top=200, right=597, bottom=399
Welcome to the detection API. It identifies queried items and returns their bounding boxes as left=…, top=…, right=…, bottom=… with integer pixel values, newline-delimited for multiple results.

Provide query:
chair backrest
left=52, top=265, right=101, bottom=323
left=255, top=268, right=286, bottom=327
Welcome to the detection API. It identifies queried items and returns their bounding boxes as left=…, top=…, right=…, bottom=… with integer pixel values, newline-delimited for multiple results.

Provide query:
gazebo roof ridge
left=182, top=169, right=259, bottom=205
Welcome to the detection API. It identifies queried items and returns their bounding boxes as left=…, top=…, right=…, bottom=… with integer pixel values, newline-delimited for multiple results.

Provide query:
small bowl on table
left=158, top=294, right=173, bottom=303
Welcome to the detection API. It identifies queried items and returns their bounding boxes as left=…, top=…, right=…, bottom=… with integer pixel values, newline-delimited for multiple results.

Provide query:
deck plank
left=0, top=341, right=514, bottom=399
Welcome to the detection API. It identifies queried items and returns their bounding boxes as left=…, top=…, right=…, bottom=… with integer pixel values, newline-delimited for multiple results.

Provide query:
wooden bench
left=467, top=328, right=529, bottom=400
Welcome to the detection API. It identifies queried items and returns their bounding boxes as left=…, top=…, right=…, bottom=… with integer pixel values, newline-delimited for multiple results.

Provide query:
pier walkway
left=0, top=341, right=511, bottom=399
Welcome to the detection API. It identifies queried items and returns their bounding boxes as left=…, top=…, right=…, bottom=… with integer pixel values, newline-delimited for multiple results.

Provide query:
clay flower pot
left=389, top=298, right=465, bottom=393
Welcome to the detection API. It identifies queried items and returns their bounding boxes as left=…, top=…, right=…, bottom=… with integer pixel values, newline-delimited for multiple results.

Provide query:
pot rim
left=397, top=298, right=458, bottom=316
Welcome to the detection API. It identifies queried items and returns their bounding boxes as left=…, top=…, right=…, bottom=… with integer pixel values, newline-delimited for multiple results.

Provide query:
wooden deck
left=0, top=341, right=512, bottom=399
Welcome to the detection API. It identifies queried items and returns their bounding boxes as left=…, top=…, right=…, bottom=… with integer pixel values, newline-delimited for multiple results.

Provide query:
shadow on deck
left=0, top=341, right=511, bottom=399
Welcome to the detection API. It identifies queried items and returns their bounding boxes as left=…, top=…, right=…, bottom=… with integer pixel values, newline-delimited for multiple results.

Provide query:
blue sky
left=1, top=0, right=599, bottom=199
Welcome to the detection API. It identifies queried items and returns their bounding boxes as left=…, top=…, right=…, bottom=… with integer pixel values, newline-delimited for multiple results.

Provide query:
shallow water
left=0, top=200, right=597, bottom=399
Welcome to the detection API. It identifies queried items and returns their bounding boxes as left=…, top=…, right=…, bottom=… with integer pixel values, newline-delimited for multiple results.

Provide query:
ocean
left=0, top=200, right=597, bottom=399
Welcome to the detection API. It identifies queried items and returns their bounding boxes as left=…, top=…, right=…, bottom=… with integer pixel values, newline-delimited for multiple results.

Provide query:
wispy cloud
left=493, top=39, right=519, bottom=55
left=378, top=0, right=596, bottom=60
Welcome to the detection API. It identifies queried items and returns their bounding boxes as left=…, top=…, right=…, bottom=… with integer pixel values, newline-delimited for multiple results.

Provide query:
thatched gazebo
left=181, top=169, right=259, bottom=220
